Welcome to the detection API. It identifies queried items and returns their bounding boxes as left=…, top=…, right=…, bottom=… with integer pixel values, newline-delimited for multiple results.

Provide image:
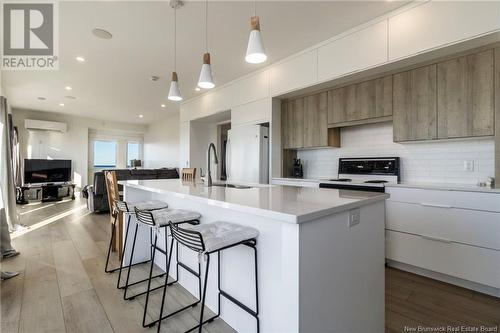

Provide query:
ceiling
left=3, top=1, right=408, bottom=124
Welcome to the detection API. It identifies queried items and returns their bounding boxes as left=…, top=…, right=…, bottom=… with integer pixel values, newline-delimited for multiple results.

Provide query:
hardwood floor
left=1, top=197, right=499, bottom=333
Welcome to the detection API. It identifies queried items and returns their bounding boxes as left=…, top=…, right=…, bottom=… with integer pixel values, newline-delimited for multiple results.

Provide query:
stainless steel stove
left=319, top=157, right=400, bottom=192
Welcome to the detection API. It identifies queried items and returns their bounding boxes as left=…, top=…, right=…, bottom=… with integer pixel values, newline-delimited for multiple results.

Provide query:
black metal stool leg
left=104, top=213, right=118, bottom=273
left=156, top=238, right=175, bottom=332
left=253, top=245, right=260, bottom=333
left=116, top=214, right=131, bottom=288
left=123, top=223, right=139, bottom=300
left=198, top=254, right=210, bottom=333
left=142, top=233, right=158, bottom=327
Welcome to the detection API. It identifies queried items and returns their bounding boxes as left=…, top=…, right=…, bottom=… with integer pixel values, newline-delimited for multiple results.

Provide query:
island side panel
left=124, top=185, right=301, bottom=333
left=298, top=201, right=385, bottom=333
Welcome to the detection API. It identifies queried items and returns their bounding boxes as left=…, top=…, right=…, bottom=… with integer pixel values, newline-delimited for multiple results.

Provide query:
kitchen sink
left=211, top=183, right=253, bottom=189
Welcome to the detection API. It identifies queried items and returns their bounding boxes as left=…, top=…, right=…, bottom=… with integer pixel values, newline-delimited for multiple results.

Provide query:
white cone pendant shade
left=198, top=53, right=215, bottom=89
left=168, top=72, right=183, bottom=101
left=245, top=16, right=267, bottom=64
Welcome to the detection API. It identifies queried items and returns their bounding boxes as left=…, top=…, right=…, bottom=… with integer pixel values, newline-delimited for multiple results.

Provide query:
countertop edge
left=296, top=193, right=389, bottom=223
left=121, top=181, right=389, bottom=224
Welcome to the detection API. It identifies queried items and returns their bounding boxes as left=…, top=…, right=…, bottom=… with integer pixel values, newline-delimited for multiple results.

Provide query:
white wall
left=143, top=111, right=180, bottom=169
left=12, top=108, right=147, bottom=188
left=297, top=122, right=495, bottom=185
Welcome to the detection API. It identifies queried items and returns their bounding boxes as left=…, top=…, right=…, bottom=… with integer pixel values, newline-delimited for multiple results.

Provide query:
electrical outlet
left=348, top=209, right=360, bottom=227
left=463, top=160, right=474, bottom=172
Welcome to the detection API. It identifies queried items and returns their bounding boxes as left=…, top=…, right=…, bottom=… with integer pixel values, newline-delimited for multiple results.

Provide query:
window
left=127, top=142, right=140, bottom=167
left=93, top=141, right=117, bottom=167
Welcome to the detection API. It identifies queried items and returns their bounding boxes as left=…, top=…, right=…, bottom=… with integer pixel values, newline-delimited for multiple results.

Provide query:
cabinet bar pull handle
left=420, top=203, right=452, bottom=209
left=420, top=234, right=452, bottom=244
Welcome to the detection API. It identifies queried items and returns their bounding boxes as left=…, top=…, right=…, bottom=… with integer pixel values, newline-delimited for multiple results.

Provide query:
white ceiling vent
left=25, top=119, right=67, bottom=133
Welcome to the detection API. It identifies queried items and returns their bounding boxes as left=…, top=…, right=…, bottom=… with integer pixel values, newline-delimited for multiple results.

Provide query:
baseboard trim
left=386, top=259, right=500, bottom=298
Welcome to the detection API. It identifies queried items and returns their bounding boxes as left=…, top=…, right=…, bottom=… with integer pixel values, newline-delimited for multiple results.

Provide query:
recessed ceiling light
left=65, top=86, right=72, bottom=91
left=92, top=28, right=113, bottom=40
left=59, top=103, right=65, bottom=107
left=195, top=87, right=201, bottom=91
left=37, top=97, right=46, bottom=100
left=161, top=104, right=166, bottom=108
left=65, top=96, right=76, bottom=100
left=139, top=114, right=144, bottom=118
left=76, top=56, right=85, bottom=62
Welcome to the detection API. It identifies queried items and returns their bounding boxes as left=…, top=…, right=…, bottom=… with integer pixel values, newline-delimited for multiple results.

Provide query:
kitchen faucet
left=207, top=143, right=218, bottom=187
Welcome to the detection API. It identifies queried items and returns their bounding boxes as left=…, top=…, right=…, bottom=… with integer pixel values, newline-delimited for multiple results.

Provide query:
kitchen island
left=121, top=179, right=388, bottom=333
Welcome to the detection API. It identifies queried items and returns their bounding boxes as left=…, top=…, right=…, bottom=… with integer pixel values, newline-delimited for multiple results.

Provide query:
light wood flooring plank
left=82, top=256, right=155, bottom=333
left=18, top=239, right=66, bottom=333
left=61, top=289, right=113, bottom=333
left=0, top=271, right=24, bottom=333
left=52, top=240, right=93, bottom=297
left=64, top=213, right=102, bottom=260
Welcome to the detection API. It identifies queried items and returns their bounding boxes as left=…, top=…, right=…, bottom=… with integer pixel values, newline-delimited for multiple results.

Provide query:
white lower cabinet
left=385, top=186, right=500, bottom=290
left=386, top=201, right=500, bottom=250
left=386, top=230, right=500, bottom=289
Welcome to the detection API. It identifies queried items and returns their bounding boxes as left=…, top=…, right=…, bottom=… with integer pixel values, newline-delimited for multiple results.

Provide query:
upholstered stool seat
left=187, top=222, right=259, bottom=253
left=150, top=208, right=202, bottom=226
left=125, top=200, right=168, bottom=212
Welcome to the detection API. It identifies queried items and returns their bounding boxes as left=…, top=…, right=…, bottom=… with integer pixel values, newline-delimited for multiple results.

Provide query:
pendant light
left=168, top=3, right=182, bottom=101
left=197, top=0, right=215, bottom=89
left=245, top=0, right=267, bottom=64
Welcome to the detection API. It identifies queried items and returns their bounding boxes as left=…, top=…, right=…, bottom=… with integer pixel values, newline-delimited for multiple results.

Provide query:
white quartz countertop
left=386, top=182, right=500, bottom=194
left=120, top=179, right=389, bottom=223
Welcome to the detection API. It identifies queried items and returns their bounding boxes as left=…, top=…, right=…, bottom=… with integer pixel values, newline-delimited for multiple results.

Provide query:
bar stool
left=105, top=199, right=168, bottom=280
left=124, top=207, right=202, bottom=312
left=156, top=221, right=260, bottom=333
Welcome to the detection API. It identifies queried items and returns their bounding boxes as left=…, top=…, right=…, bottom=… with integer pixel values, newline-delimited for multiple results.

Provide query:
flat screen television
left=24, top=159, right=72, bottom=184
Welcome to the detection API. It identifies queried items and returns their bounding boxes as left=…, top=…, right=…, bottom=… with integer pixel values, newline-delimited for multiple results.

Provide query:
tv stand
left=17, top=183, right=76, bottom=204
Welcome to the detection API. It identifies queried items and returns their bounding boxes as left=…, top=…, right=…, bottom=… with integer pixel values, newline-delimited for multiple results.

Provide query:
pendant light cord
left=174, top=6, right=177, bottom=71
left=205, top=0, right=208, bottom=52
left=254, top=0, right=256, bottom=17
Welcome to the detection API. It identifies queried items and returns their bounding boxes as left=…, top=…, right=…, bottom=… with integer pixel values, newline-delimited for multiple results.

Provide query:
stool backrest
left=181, top=168, right=196, bottom=181
left=104, top=171, right=120, bottom=215
left=115, top=200, right=129, bottom=212
left=169, top=222, right=205, bottom=253
left=134, top=207, right=156, bottom=227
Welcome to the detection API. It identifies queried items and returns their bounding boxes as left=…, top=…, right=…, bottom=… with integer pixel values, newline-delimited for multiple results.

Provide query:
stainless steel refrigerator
left=226, top=124, right=269, bottom=184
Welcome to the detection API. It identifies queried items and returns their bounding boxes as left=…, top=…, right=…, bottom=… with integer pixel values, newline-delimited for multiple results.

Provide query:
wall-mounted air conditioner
left=25, top=119, right=67, bottom=133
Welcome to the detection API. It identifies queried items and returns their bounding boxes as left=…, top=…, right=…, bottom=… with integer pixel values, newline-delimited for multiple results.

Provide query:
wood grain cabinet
left=304, top=92, right=328, bottom=148
left=282, top=93, right=340, bottom=149
left=393, top=65, right=437, bottom=142
left=282, top=98, right=304, bottom=149
left=437, top=50, right=494, bottom=139
left=328, top=76, right=393, bottom=126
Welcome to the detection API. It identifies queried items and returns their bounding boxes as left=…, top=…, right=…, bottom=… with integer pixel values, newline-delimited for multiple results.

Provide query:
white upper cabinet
left=206, top=85, right=233, bottom=115
left=231, top=98, right=270, bottom=127
left=318, top=20, right=388, bottom=82
left=270, top=50, right=318, bottom=96
left=179, top=121, right=190, bottom=167
left=179, top=103, right=190, bottom=122
left=232, top=70, right=269, bottom=107
left=389, top=1, right=500, bottom=61
left=185, top=94, right=210, bottom=121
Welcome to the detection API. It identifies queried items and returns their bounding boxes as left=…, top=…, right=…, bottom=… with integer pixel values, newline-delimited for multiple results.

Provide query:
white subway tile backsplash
left=297, top=122, right=494, bottom=185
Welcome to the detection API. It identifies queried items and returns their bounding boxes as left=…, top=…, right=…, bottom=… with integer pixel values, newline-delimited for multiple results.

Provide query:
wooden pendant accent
left=203, top=52, right=211, bottom=65
left=250, top=16, right=260, bottom=31
left=171, top=71, right=178, bottom=82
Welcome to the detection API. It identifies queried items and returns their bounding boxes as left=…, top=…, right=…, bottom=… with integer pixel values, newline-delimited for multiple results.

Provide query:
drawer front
left=386, top=201, right=500, bottom=250
left=271, top=179, right=319, bottom=188
left=386, top=187, right=500, bottom=212
left=386, top=230, right=500, bottom=288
